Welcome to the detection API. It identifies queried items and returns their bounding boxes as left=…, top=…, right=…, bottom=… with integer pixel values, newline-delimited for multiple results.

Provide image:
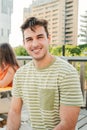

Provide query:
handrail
left=66, top=56, right=87, bottom=62
left=16, top=56, right=87, bottom=62
left=17, top=56, right=32, bottom=60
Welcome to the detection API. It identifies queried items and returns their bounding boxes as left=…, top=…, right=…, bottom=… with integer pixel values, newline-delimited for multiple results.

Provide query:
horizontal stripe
left=12, top=56, right=83, bottom=129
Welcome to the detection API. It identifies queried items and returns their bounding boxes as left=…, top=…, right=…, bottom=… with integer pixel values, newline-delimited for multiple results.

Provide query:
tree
left=14, top=45, right=29, bottom=56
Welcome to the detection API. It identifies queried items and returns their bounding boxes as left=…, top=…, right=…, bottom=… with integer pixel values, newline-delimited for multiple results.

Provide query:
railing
left=17, top=56, right=87, bottom=109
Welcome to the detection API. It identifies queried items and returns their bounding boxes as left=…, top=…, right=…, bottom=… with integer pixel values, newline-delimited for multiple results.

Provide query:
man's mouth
left=32, top=48, right=42, bottom=54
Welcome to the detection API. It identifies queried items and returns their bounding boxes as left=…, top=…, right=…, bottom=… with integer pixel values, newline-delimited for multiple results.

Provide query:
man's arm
left=6, top=96, right=23, bottom=130
left=53, top=105, right=80, bottom=130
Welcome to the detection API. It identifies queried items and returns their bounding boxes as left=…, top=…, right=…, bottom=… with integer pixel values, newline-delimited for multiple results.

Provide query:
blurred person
left=0, top=43, right=19, bottom=88
left=0, top=43, right=19, bottom=127
left=7, top=17, right=83, bottom=130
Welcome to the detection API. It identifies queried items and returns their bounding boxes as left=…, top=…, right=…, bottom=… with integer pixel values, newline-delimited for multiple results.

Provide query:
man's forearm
left=53, top=121, right=75, bottom=130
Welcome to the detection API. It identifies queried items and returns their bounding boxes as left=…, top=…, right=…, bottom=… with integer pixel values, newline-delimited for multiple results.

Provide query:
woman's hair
left=0, top=43, right=19, bottom=70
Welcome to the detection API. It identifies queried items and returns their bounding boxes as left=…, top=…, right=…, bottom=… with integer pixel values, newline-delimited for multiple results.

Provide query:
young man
left=7, top=17, right=83, bottom=130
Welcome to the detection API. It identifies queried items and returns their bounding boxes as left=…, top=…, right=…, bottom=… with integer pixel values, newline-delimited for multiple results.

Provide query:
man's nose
left=32, top=39, right=38, bottom=46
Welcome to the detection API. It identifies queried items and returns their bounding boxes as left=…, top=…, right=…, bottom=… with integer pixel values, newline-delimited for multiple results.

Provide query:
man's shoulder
left=55, top=56, right=68, bottom=66
left=16, top=60, right=33, bottom=73
left=55, top=56, right=77, bottom=72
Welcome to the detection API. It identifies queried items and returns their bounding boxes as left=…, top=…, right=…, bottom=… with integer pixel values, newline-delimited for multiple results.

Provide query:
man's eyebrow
left=37, top=34, right=44, bottom=37
left=24, top=36, right=32, bottom=40
left=24, top=34, right=44, bottom=40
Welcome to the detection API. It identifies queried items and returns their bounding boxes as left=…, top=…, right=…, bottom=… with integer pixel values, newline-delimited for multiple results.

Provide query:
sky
left=9, top=0, right=87, bottom=47
left=9, top=0, right=32, bottom=47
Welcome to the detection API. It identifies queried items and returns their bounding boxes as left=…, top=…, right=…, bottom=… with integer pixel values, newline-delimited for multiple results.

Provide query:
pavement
left=77, top=108, right=87, bottom=130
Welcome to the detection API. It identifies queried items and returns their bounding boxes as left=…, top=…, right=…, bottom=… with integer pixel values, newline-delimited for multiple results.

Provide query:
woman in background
left=0, top=43, right=28, bottom=128
left=0, top=43, right=19, bottom=88
left=0, top=43, right=19, bottom=128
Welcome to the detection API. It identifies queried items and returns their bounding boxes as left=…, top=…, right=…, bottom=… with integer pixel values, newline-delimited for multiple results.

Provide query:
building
left=78, top=0, right=87, bottom=45
left=23, top=0, right=78, bottom=45
left=78, top=11, right=87, bottom=44
left=77, top=0, right=87, bottom=45
left=0, top=0, right=13, bottom=43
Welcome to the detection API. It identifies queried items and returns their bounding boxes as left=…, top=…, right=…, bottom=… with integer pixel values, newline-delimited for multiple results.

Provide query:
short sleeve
left=12, top=72, right=22, bottom=98
left=59, top=68, right=83, bottom=106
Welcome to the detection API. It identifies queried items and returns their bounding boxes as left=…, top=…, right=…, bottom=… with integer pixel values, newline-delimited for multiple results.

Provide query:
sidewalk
left=77, top=108, right=87, bottom=130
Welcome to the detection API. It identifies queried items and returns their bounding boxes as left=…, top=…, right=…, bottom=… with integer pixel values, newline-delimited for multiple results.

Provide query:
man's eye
left=26, top=38, right=32, bottom=42
left=38, top=36, right=43, bottom=39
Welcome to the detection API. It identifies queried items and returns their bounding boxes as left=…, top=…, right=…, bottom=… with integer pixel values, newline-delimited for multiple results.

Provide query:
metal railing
left=17, top=56, right=87, bottom=109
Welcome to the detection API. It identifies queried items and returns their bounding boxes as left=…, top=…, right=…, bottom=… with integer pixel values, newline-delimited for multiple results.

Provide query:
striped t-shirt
left=12, top=56, right=83, bottom=130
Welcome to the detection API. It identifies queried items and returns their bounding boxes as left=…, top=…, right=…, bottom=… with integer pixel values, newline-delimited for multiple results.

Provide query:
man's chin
left=32, top=55, right=45, bottom=61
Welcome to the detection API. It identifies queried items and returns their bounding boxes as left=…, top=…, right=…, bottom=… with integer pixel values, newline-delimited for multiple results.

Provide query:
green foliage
left=13, top=43, right=87, bottom=57
left=65, top=45, right=81, bottom=56
left=14, top=45, right=29, bottom=56
left=85, top=63, right=87, bottom=79
left=78, top=44, right=87, bottom=50
left=49, top=45, right=62, bottom=56
left=49, top=44, right=87, bottom=56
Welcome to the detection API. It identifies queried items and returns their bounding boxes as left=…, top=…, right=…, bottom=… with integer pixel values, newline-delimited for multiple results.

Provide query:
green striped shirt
left=12, top=56, right=83, bottom=130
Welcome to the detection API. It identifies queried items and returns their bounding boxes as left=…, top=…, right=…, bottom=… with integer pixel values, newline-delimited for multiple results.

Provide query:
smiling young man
left=7, top=17, right=83, bottom=130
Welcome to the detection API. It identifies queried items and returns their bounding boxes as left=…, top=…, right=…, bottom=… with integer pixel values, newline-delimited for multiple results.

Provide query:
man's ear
left=48, top=35, right=51, bottom=44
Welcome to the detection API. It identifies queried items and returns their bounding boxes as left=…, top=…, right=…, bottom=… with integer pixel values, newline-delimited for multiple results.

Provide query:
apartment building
left=0, top=0, right=13, bottom=43
left=78, top=11, right=87, bottom=45
left=23, top=0, right=78, bottom=45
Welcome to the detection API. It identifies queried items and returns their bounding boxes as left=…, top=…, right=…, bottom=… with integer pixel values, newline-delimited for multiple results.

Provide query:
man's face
left=23, top=25, right=50, bottom=61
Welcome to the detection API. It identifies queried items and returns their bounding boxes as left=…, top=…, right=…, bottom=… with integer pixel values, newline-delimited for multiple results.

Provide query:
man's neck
left=33, top=54, right=55, bottom=69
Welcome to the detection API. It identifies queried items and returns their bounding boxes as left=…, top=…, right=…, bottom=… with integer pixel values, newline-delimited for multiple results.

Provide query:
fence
left=17, top=56, right=87, bottom=109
